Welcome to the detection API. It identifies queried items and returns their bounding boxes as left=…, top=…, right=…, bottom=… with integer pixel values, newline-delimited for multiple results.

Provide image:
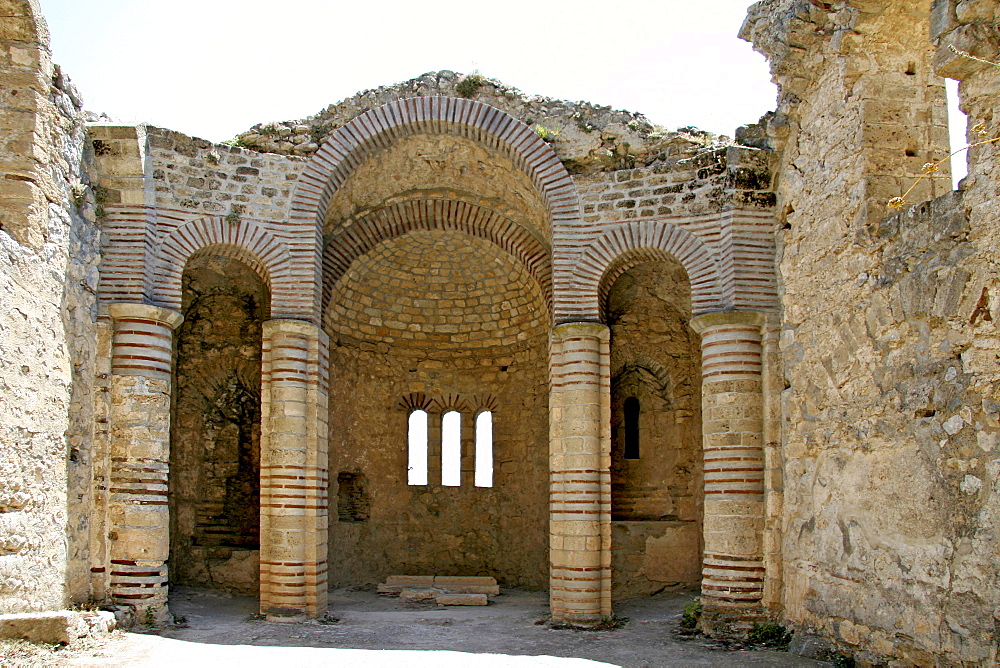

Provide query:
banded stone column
left=548, top=322, right=611, bottom=624
left=107, top=303, right=184, bottom=619
left=259, top=319, right=329, bottom=620
left=689, top=311, right=766, bottom=632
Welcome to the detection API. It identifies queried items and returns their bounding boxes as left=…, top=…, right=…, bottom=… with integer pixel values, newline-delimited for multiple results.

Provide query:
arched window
left=624, top=397, right=640, bottom=459
left=407, top=409, right=428, bottom=485
left=475, top=411, right=493, bottom=488
left=441, top=411, right=462, bottom=487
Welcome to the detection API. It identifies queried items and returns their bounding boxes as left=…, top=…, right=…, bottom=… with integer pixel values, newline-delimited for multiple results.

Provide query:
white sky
left=38, top=0, right=967, bottom=184
left=38, top=0, right=780, bottom=143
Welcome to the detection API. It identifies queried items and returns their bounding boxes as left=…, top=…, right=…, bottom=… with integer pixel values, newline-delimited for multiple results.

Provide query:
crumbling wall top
left=230, top=70, right=732, bottom=174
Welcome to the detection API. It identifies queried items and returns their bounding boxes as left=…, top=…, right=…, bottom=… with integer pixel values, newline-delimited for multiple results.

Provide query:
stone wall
left=147, top=128, right=302, bottom=224
left=0, top=0, right=100, bottom=613
left=745, top=0, right=998, bottom=662
left=575, top=146, right=775, bottom=226
left=230, top=70, right=727, bottom=175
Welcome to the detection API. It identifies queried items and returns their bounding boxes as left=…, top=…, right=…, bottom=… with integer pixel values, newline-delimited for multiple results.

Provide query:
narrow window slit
left=624, top=397, right=640, bottom=459
left=475, top=411, right=493, bottom=488
left=441, top=411, right=462, bottom=487
left=407, top=409, right=428, bottom=486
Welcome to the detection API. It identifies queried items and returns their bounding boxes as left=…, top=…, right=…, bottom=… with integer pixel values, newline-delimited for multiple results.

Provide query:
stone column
left=259, top=320, right=329, bottom=620
left=548, top=322, right=611, bottom=624
left=689, top=311, right=766, bottom=633
left=107, top=303, right=183, bottom=619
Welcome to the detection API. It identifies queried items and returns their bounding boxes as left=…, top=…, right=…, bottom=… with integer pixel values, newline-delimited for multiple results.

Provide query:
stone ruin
left=0, top=0, right=998, bottom=664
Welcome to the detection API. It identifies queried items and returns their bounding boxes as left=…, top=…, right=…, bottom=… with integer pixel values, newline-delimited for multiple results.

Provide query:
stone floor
left=57, top=586, right=831, bottom=667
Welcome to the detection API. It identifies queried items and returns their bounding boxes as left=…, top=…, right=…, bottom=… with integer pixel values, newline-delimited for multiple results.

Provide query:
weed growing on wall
left=889, top=48, right=1000, bottom=209
left=457, top=73, right=488, bottom=98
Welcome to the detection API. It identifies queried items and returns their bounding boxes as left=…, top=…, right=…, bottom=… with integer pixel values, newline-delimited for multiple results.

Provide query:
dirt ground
left=5, top=587, right=831, bottom=667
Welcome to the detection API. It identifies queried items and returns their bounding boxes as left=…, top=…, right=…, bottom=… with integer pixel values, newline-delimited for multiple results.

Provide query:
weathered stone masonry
left=1, top=0, right=997, bottom=664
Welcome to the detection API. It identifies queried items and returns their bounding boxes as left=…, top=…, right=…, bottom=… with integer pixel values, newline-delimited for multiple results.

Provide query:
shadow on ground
left=60, top=586, right=830, bottom=667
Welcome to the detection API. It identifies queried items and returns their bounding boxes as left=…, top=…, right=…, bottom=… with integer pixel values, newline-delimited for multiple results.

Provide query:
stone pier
left=107, top=303, right=183, bottom=619
left=548, top=323, right=611, bottom=624
left=259, top=320, right=329, bottom=619
left=690, top=311, right=766, bottom=633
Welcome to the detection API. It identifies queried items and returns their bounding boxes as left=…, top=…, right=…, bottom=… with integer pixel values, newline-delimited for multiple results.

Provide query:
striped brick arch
left=321, top=199, right=552, bottom=314
left=151, top=217, right=294, bottom=317
left=292, top=96, right=581, bottom=319
left=562, top=220, right=727, bottom=323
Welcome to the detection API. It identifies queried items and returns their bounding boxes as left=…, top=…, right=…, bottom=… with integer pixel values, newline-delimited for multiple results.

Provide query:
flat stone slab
left=434, top=576, right=497, bottom=587
left=385, top=575, right=436, bottom=587
left=382, top=575, right=498, bottom=595
left=437, top=584, right=500, bottom=595
left=436, top=593, right=489, bottom=606
left=400, top=588, right=440, bottom=602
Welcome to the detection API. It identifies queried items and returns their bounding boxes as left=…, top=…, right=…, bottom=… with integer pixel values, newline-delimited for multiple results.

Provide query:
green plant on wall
left=535, top=124, right=559, bottom=143
left=457, top=73, right=488, bottom=98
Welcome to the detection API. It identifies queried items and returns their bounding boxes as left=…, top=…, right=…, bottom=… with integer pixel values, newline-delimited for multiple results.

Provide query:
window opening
left=475, top=411, right=493, bottom=488
left=624, top=397, right=640, bottom=459
left=441, top=411, right=462, bottom=486
left=407, top=409, right=428, bottom=486
left=946, top=78, right=968, bottom=188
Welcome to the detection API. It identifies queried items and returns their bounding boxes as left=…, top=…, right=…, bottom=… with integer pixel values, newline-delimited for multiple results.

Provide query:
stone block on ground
left=435, top=593, right=488, bottom=606
left=400, top=588, right=440, bottom=602
left=0, top=611, right=93, bottom=644
left=386, top=575, right=436, bottom=587
left=435, top=584, right=500, bottom=595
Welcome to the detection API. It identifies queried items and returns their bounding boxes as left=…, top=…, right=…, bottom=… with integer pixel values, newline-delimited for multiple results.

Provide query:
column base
left=698, top=600, right=774, bottom=638
left=265, top=608, right=309, bottom=623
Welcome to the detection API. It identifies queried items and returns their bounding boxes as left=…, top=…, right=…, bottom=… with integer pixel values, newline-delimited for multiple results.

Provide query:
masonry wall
left=0, top=0, right=100, bottom=613
left=745, top=0, right=998, bottom=663
left=147, top=127, right=302, bottom=225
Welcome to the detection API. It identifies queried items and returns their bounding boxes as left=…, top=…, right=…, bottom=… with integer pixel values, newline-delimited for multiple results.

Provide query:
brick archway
left=321, top=199, right=552, bottom=314
left=151, top=216, right=296, bottom=316
left=561, top=220, right=728, bottom=323
left=291, top=96, right=580, bottom=321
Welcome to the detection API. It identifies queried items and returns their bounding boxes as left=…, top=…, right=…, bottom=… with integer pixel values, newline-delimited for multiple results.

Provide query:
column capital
left=109, top=302, right=184, bottom=330
left=690, top=310, right=765, bottom=335
left=263, top=318, right=321, bottom=338
left=551, top=321, right=610, bottom=343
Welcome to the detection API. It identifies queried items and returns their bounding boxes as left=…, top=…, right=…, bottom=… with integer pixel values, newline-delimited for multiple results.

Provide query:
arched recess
left=599, top=249, right=704, bottom=599
left=322, top=199, right=552, bottom=314
left=324, top=226, right=550, bottom=588
left=290, top=96, right=581, bottom=320
left=151, top=216, right=295, bottom=317
left=170, top=249, right=270, bottom=596
left=560, top=220, right=727, bottom=323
